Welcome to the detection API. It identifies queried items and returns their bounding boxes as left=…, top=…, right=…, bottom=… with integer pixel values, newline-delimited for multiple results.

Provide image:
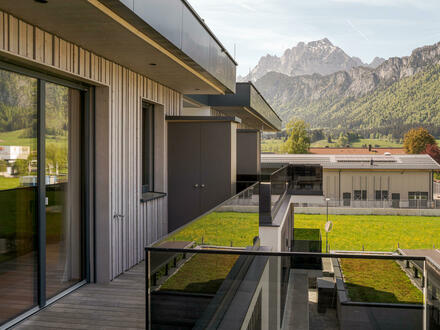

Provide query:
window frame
left=142, top=102, right=155, bottom=193
left=0, top=60, right=92, bottom=327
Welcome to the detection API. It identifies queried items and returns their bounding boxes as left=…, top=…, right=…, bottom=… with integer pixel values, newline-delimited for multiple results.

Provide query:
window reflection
left=0, top=68, right=38, bottom=324
left=45, top=83, right=82, bottom=299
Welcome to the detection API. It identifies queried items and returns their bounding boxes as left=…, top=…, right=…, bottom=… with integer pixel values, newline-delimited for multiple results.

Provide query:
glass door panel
left=45, top=83, right=82, bottom=299
left=0, top=68, right=38, bottom=324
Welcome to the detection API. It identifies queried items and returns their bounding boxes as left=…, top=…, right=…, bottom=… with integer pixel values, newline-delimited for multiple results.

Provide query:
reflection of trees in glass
left=45, top=83, right=69, bottom=177
left=0, top=160, right=7, bottom=172
left=0, top=69, right=37, bottom=135
left=13, top=159, right=29, bottom=176
left=45, top=83, right=68, bottom=137
left=46, top=143, right=68, bottom=175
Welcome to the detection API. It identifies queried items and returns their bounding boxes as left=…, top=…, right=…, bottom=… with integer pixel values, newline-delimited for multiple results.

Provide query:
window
left=142, top=102, right=154, bottom=193
left=362, top=190, right=367, bottom=200
left=354, top=190, right=367, bottom=200
left=375, top=190, right=388, bottom=200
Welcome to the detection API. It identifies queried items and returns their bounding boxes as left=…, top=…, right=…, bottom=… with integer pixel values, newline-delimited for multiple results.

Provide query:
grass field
left=340, top=259, right=423, bottom=304
left=294, top=214, right=440, bottom=252
left=310, top=138, right=403, bottom=148
left=164, top=211, right=259, bottom=247
left=261, top=138, right=405, bottom=153
left=160, top=253, right=239, bottom=294
left=0, top=128, right=67, bottom=147
left=0, top=176, right=20, bottom=190
left=261, top=139, right=283, bottom=153
left=0, top=129, right=36, bottom=147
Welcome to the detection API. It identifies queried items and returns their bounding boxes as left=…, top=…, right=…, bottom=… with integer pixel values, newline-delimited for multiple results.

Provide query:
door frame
left=0, top=59, right=94, bottom=327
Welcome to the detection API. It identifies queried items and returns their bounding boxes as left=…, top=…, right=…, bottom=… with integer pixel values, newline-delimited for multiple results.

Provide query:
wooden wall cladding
left=0, top=11, right=180, bottom=279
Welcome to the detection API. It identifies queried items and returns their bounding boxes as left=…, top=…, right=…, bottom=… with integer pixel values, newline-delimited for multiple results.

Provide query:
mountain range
left=239, top=38, right=384, bottom=82
left=248, top=39, right=440, bottom=137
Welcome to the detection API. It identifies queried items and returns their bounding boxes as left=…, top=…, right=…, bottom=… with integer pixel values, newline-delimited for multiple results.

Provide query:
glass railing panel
left=146, top=248, right=427, bottom=330
left=426, top=258, right=440, bottom=330
left=270, top=165, right=289, bottom=216
left=147, top=249, right=290, bottom=330
left=154, top=183, right=259, bottom=248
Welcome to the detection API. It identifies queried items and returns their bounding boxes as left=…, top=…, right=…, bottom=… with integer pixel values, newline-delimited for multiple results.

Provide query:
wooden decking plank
left=13, top=262, right=147, bottom=329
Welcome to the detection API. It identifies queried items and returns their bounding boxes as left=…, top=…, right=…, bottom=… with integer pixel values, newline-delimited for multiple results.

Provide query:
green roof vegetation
left=294, top=214, right=440, bottom=252
left=293, top=228, right=321, bottom=241
left=340, top=259, right=423, bottom=304
left=164, top=211, right=258, bottom=248
left=160, top=253, right=239, bottom=294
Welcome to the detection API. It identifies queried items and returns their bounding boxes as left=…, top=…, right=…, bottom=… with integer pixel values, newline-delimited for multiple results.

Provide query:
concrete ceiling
left=0, top=0, right=228, bottom=94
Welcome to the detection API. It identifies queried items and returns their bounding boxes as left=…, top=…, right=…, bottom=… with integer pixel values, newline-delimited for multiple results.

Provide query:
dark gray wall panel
left=237, top=130, right=260, bottom=175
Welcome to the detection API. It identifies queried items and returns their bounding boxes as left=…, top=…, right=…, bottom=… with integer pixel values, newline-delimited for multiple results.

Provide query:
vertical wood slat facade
left=0, top=11, right=181, bottom=280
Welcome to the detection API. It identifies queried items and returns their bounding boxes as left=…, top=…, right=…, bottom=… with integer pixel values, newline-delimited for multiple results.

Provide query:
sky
left=188, top=0, right=440, bottom=76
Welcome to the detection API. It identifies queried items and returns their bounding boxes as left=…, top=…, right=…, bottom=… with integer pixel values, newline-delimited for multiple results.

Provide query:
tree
left=403, top=127, right=436, bottom=154
left=425, top=144, right=440, bottom=181
left=13, top=159, right=29, bottom=176
left=281, top=119, right=310, bottom=154
left=336, top=133, right=349, bottom=147
left=423, top=144, right=440, bottom=164
left=0, top=160, right=7, bottom=172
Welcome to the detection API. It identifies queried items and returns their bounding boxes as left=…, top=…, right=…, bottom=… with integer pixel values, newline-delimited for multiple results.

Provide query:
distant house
left=0, top=146, right=30, bottom=160
left=262, top=154, right=440, bottom=207
left=0, top=1, right=280, bottom=327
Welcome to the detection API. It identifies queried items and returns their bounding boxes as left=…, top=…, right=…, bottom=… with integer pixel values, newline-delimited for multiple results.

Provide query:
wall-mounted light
left=149, top=63, right=157, bottom=66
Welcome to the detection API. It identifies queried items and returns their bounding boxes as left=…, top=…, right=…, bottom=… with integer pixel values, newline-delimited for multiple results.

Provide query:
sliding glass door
left=45, top=83, right=83, bottom=299
left=0, top=68, right=38, bottom=325
left=0, top=66, right=87, bottom=326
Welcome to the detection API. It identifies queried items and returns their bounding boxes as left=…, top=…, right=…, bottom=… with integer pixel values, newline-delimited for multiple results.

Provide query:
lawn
left=261, top=138, right=283, bottom=153
left=0, top=129, right=36, bottom=147
left=261, top=138, right=404, bottom=152
left=0, top=128, right=67, bottom=147
left=340, top=259, right=423, bottom=304
left=160, top=253, right=239, bottom=294
left=164, top=211, right=258, bottom=247
left=311, top=138, right=402, bottom=148
left=294, top=214, right=440, bottom=252
left=0, top=176, right=20, bottom=190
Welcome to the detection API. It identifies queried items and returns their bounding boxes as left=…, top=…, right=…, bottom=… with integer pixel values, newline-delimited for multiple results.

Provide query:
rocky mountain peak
left=239, top=38, right=366, bottom=82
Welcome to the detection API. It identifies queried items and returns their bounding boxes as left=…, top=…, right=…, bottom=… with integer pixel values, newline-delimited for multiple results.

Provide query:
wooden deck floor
left=13, top=262, right=146, bottom=330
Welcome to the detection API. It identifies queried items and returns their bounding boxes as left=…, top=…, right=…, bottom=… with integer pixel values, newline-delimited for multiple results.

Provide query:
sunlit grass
left=340, top=259, right=423, bottom=304
left=0, top=176, right=20, bottom=190
left=165, top=212, right=259, bottom=247
left=160, top=254, right=238, bottom=294
left=294, top=214, right=440, bottom=252
left=310, top=138, right=402, bottom=148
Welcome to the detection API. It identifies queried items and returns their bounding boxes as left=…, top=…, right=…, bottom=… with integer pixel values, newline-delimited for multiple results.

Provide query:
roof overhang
left=185, top=82, right=282, bottom=132
left=0, top=0, right=236, bottom=94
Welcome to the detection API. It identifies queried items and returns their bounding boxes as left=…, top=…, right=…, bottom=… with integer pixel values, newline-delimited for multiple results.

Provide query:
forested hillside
left=254, top=41, right=440, bottom=138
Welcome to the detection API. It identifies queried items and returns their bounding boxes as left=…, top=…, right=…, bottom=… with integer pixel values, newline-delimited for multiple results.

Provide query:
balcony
left=186, top=82, right=282, bottom=132
left=12, top=168, right=440, bottom=330
left=0, top=0, right=236, bottom=94
left=118, top=0, right=237, bottom=93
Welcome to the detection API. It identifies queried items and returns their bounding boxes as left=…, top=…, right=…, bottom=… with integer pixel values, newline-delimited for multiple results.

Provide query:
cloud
left=188, top=0, right=440, bottom=76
